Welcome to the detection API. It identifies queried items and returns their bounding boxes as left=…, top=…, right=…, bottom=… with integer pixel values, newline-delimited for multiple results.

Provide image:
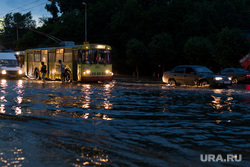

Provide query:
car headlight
left=18, top=70, right=23, bottom=75
left=228, top=77, right=232, bottom=81
left=214, top=77, right=223, bottom=81
left=2, top=70, right=6, bottom=75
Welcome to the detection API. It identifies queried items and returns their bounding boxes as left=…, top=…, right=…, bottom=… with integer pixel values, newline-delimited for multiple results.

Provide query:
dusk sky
left=0, top=0, right=51, bottom=25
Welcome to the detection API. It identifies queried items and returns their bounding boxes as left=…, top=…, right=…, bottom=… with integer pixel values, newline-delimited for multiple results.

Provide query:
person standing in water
left=58, top=60, right=65, bottom=83
left=40, top=62, right=46, bottom=84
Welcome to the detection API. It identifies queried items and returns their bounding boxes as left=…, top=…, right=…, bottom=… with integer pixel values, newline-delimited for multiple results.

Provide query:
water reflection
left=245, top=84, right=250, bottom=90
left=0, top=86, right=6, bottom=114
left=211, top=89, right=235, bottom=124
left=102, top=83, right=113, bottom=110
left=0, top=104, right=5, bottom=113
left=16, top=96, right=23, bottom=104
left=211, top=89, right=234, bottom=111
left=81, top=84, right=92, bottom=109
left=14, top=107, right=22, bottom=115
left=14, top=80, right=24, bottom=115
left=71, top=146, right=110, bottom=167
left=80, top=83, right=114, bottom=120
left=0, top=80, right=249, bottom=166
left=0, top=147, right=25, bottom=166
left=1, top=79, right=7, bottom=87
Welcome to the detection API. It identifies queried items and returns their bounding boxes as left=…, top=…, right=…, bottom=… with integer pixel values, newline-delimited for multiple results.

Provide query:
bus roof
left=0, top=52, right=16, bottom=60
left=25, top=45, right=82, bottom=51
left=25, top=44, right=111, bottom=51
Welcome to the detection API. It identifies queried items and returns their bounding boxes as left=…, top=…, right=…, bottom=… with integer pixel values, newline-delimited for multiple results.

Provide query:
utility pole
left=82, top=2, right=88, bottom=44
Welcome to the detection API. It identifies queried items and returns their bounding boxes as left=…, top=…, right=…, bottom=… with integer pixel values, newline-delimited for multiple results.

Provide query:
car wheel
left=200, top=80, right=209, bottom=87
left=168, top=79, right=176, bottom=86
left=232, top=77, right=238, bottom=84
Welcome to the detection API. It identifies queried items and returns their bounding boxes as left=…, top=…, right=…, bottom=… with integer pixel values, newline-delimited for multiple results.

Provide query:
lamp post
left=82, top=2, right=87, bottom=43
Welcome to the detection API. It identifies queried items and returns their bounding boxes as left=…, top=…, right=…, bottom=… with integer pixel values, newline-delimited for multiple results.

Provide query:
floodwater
left=0, top=78, right=249, bottom=167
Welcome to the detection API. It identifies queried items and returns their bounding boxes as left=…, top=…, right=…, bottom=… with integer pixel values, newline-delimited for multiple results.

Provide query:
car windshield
left=0, top=59, right=19, bottom=66
left=193, top=66, right=213, bottom=73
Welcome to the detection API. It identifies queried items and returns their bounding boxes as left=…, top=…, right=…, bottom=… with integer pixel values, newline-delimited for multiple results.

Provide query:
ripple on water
left=0, top=80, right=249, bottom=166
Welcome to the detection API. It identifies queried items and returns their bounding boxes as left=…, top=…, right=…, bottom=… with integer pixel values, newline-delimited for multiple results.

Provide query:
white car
left=0, top=52, right=24, bottom=79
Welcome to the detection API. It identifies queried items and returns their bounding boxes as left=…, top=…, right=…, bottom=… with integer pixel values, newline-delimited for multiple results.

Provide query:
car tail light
left=246, top=74, right=250, bottom=77
left=163, top=73, right=165, bottom=76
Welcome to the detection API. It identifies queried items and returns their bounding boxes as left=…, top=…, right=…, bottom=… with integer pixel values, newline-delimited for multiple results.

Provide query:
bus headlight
left=83, top=70, right=91, bottom=75
left=105, top=70, right=111, bottom=74
left=105, top=70, right=113, bottom=76
left=18, top=70, right=23, bottom=75
left=2, top=70, right=6, bottom=75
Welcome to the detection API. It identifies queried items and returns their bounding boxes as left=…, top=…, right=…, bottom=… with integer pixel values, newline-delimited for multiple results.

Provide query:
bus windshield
left=0, top=59, right=19, bottom=66
left=82, top=50, right=111, bottom=64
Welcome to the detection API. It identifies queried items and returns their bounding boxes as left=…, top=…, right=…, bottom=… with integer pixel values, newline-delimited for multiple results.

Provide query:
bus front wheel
left=34, top=69, right=40, bottom=80
left=65, top=71, right=71, bottom=82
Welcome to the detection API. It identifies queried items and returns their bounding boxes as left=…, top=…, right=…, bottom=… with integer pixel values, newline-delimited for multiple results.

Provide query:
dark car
left=219, top=68, right=250, bottom=84
left=162, top=65, right=232, bottom=87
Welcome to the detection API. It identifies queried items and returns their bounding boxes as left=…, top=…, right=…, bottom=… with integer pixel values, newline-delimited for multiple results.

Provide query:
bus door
left=27, top=53, right=34, bottom=77
left=48, top=52, right=56, bottom=79
left=73, top=50, right=78, bottom=81
left=41, top=50, right=48, bottom=77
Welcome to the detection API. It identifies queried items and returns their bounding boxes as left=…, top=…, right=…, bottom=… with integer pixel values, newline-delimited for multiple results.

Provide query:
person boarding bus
left=58, top=60, right=65, bottom=83
left=40, top=62, right=46, bottom=84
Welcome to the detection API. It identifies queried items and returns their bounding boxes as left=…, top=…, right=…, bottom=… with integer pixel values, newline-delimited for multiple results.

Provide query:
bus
left=24, top=44, right=113, bottom=82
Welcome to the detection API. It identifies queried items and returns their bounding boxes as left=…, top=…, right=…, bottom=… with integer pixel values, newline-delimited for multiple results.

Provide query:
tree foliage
left=214, top=28, right=249, bottom=68
left=126, top=38, right=147, bottom=78
left=184, top=36, right=213, bottom=66
left=1, top=0, right=250, bottom=75
left=1, top=12, right=36, bottom=49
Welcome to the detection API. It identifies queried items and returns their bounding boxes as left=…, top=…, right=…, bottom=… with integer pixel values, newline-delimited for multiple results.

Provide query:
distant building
left=0, top=18, right=4, bottom=33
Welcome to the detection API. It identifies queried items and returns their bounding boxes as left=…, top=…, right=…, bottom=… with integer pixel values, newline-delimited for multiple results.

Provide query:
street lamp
left=82, top=2, right=87, bottom=43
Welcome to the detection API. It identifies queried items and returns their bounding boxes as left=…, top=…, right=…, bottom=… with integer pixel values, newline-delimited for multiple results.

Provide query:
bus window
left=91, top=50, right=97, bottom=64
left=64, top=48, right=72, bottom=62
left=81, top=50, right=89, bottom=64
left=78, top=50, right=82, bottom=63
left=49, top=52, right=56, bottom=62
left=56, top=49, right=64, bottom=62
left=41, top=50, right=48, bottom=62
left=28, top=53, right=34, bottom=62
left=82, top=50, right=97, bottom=64
left=99, top=50, right=111, bottom=64
left=34, top=51, right=41, bottom=62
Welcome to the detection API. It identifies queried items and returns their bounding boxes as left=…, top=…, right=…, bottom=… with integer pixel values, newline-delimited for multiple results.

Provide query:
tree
left=1, top=12, right=36, bottom=49
left=45, top=0, right=59, bottom=22
left=214, top=28, right=249, bottom=68
left=2, top=0, right=250, bottom=76
left=126, top=39, right=146, bottom=78
left=149, top=33, right=174, bottom=75
left=4, top=12, right=36, bottom=28
left=15, top=31, right=37, bottom=50
left=184, top=36, right=213, bottom=66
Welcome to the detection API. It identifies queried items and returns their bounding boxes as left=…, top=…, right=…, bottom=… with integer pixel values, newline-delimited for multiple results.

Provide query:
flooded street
left=0, top=78, right=249, bottom=167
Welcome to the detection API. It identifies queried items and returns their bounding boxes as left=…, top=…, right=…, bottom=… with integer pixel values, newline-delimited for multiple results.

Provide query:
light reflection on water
left=0, top=147, right=25, bottom=166
left=81, top=84, right=92, bottom=109
left=0, top=80, right=249, bottom=166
